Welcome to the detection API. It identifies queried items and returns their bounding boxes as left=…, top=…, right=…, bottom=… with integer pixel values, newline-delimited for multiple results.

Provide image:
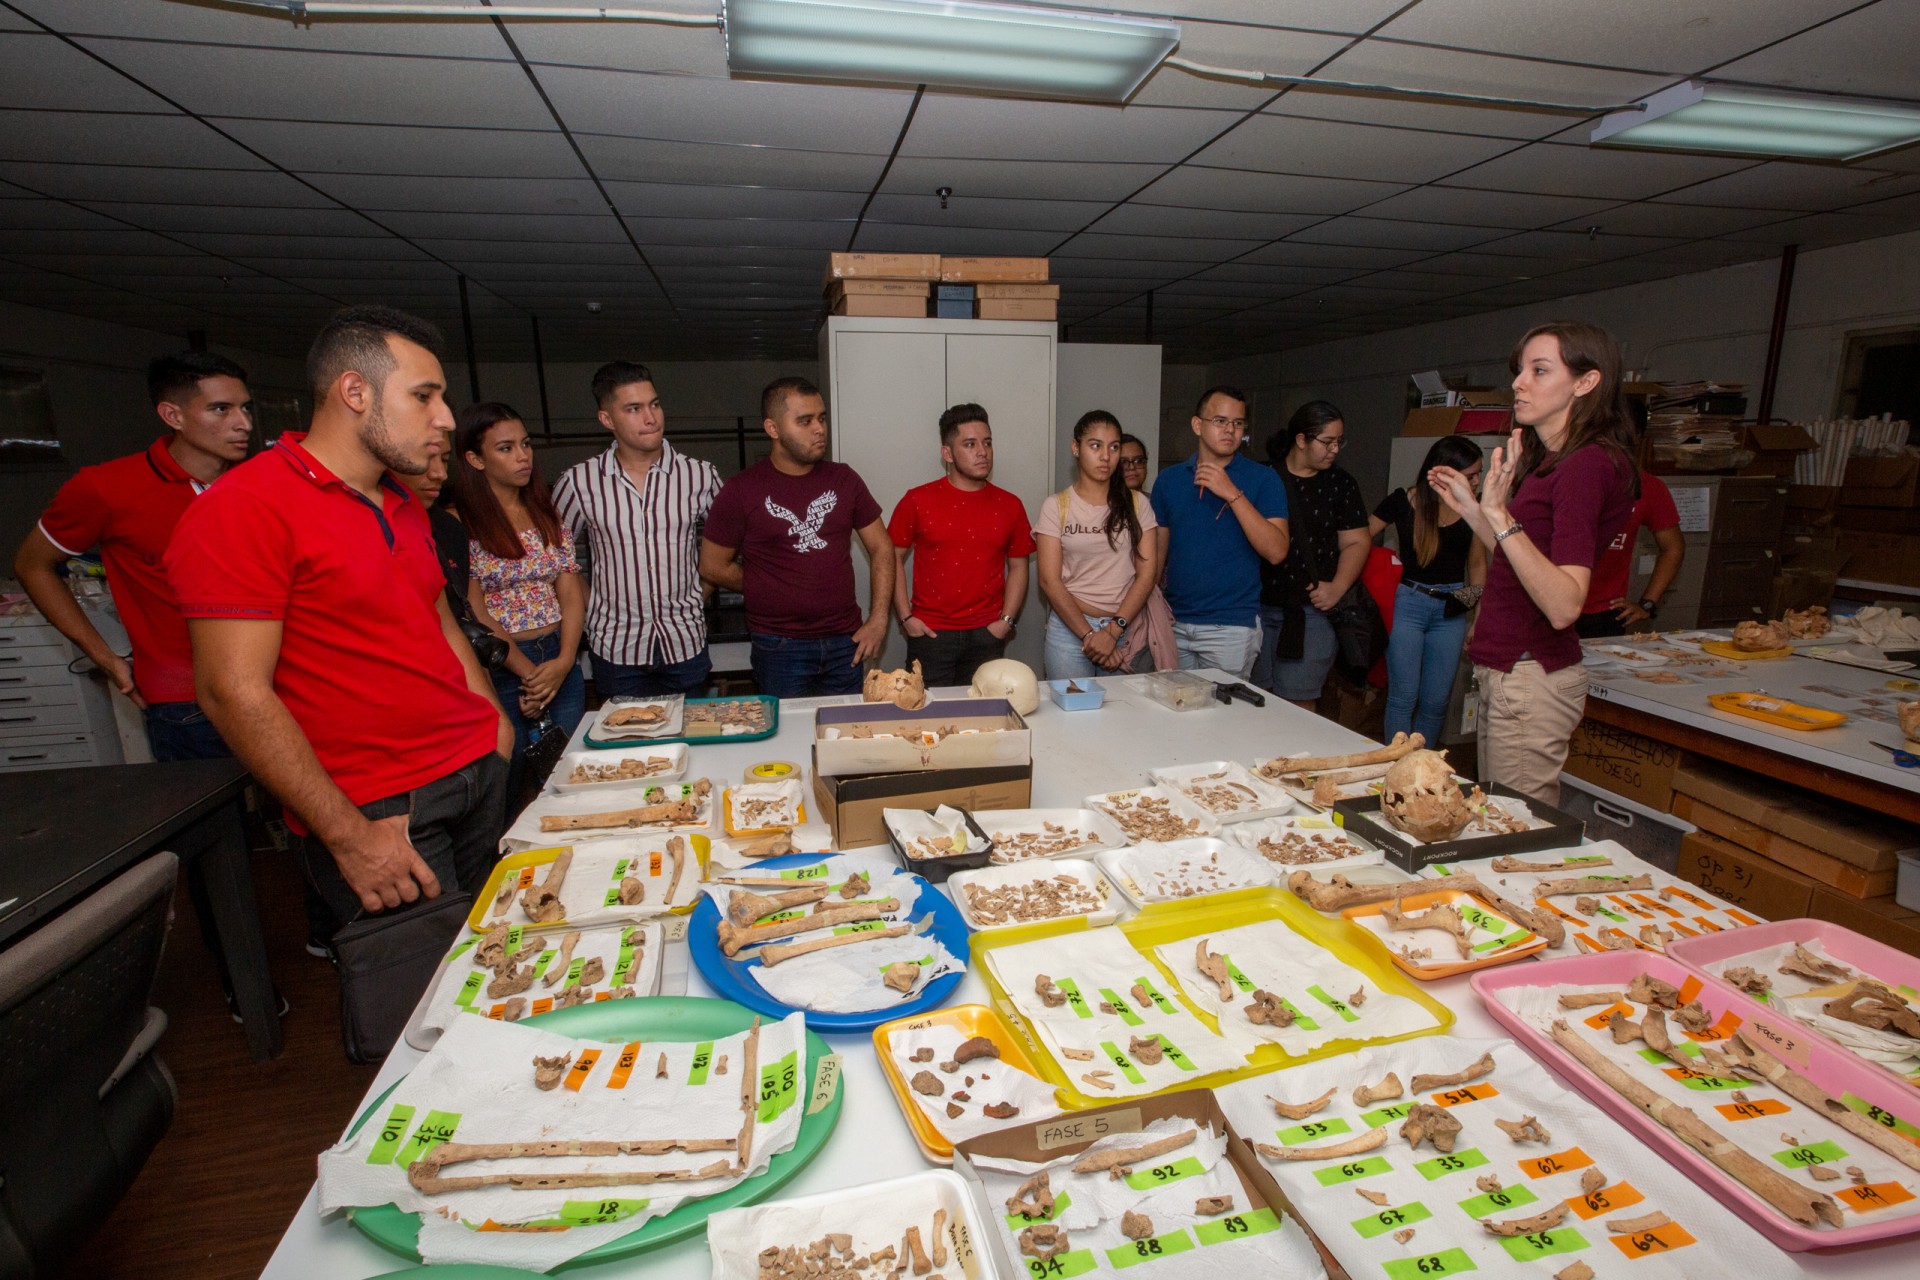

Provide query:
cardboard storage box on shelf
left=1670, top=794, right=1898, bottom=898
left=1401, top=402, right=1513, bottom=437
left=1833, top=504, right=1920, bottom=536
left=830, top=293, right=929, bottom=318
left=1737, top=423, right=1819, bottom=478
left=1563, top=718, right=1686, bottom=810
left=826, top=252, right=941, bottom=281
left=813, top=698, right=1031, bottom=777
left=1832, top=530, right=1920, bottom=586
left=829, top=278, right=933, bottom=298
left=1842, top=453, right=1920, bottom=508
left=811, top=764, right=1032, bottom=850
left=975, top=282, right=1060, bottom=300
left=938, top=256, right=1048, bottom=283
left=976, top=299, right=1057, bottom=321
left=1670, top=758, right=1911, bottom=873
left=1808, top=887, right=1920, bottom=956
left=1678, top=829, right=1818, bottom=921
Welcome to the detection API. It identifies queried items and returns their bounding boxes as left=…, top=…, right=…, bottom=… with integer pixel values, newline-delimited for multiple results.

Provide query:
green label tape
left=1008, top=1191, right=1072, bottom=1229
left=1055, top=977, right=1093, bottom=1019
left=687, top=1041, right=713, bottom=1086
left=779, top=864, right=831, bottom=880
left=560, top=1197, right=649, bottom=1225
left=1306, top=984, right=1359, bottom=1023
left=1222, top=956, right=1257, bottom=994
left=454, top=969, right=485, bottom=1010
left=1381, top=1247, right=1476, bottom=1279
left=1455, top=1184, right=1537, bottom=1219
left=562, top=956, right=585, bottom=988
left=1106, top=1229, right=1194, bottom=1269
left=1123, top=1156, right=1204, bottom=1191
left=1413, top=1148, right=1487, bottom=1180
left=1099, top=988, right=1145, bottom=1027
left=1315, top=1156, right=1391, bottom=1186
left=395, top=1109, right=461, bottom=1169
left=1771, top=1140, right=1847, bottom=1169
left=366, top=1103, right=416, bottom=1165
left=1350, top=1202, right=1432, bottom=1240
left=1494, top=1227, right=1587, bottom=1263
left=1156, top=1036, right=1197, bottom=1072
left=1194, top=1206, right=1280, bottom=1246
left=1841, top=1093, right=1920, bottom=1143
left=529, top=948, right=557, bottom=981
left=1361, top=1102, right=1412, bottom=1127
left=1099, top=1040, right=1146, bottom=1085
left=446, top=937, right=479, bottom=963
left=832, top=920, right=889, bottom=936
left=758, top=1050, right=799, bottom=1123
left=1275, top=1117, right=1352, bottom=1147
left=1133, top=977, right=1177, bottom=1015
left=1024, top=1248, right=1097, bottom=1279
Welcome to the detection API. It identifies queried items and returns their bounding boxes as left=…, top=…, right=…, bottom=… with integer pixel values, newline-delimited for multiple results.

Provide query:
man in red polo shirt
left=14, top=351, right=254, bottom=760
left=167, top=305, right=511, bottom=945
left=889, top=403, right=1035, bottom=686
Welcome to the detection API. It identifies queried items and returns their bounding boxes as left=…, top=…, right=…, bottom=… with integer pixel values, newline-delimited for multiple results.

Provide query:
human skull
left=969, top=657, right=1040, bottom=715
left=1378, top=749, right=1475, bottom=843
left=863, top=660, right=928, bottom=710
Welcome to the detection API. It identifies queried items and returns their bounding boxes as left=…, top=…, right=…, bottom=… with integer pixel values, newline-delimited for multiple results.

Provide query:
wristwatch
left=1494, top=521, right=1526, bottom=544
left=999, top=613, right=1016, bottom=630
left=1638, top=597, right=1660, bottom=618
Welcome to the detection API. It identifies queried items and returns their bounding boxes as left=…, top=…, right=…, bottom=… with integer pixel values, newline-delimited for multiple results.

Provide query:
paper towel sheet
left=421, top=921, right=663, bottom=1034
left=505, top=782, right=714, bottom=851
left=707, top=823, right=834, bottom=871
left=479, top=836, right=703, bottom=928
left=1700, top=937, right=1920, bottom=1078
left=885, top=1023, right=1063, bottom=1145
left=1151, top=918, right=1440, bottom=1056
left=1216, top=1035, right=1816, bottom=1280
left=1498, top=982, right=1920, bottom=1238
left=707, top=1169, right=990, bottom=1280
left=1226, top=813, right=1384, bottom=875
left=969, top=1117, right=1325, bottom=1280
left=317, top=1012, right=809, bottom=1269
left=983, top=927, right=1248, bottom=1096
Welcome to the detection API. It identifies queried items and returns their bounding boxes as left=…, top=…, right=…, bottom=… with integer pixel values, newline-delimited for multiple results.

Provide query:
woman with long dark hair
left=448, top=402, right=585, bottom=791
left=1369, top=435, right=1486, bottom=745
left=1428, top=322, right=1637, bottom=805
left=1035, top=411, right=1165, bottom=678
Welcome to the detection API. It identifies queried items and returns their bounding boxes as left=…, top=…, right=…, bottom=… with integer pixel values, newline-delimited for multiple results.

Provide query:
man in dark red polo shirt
left=167, top=305, right=512, bottom=944
left=14, top=351, right=254, bottom=761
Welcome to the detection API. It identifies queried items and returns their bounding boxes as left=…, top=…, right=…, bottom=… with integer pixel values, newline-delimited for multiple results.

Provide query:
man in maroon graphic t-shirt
left=700, top=376, right=893, bottom=697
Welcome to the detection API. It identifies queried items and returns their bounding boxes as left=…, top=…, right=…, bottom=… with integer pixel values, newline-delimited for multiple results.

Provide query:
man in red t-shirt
left=167, top=305, right=511, bottom=953
left=15, top=351, right=254, bottom=761
left=699, top=377, right=893, bottom=697
left=1575, top=469, right=1684, bottom=638
left=888, top=403, right=1036, bottom=686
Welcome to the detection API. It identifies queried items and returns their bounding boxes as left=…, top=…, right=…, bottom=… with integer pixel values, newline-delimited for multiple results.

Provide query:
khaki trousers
left=1475, top=659, right=1588, bottom=807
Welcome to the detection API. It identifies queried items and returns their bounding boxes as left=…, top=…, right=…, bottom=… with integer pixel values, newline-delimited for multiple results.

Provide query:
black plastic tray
left=1332, top=783, right=1585, bottom=872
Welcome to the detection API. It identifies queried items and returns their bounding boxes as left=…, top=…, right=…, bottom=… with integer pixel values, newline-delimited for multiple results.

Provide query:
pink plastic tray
left=1473, top=950, right=1920, bottom=1252
left=1668, top=917, right=1920, bottom=1101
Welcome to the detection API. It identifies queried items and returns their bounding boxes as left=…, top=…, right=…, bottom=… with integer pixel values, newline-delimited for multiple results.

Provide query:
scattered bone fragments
left=1270, top=1086, right=1338, bottom=1120
left=1245, top=989, right=1295, bottom=1027
left=1355, top=1187, right=1390, bottom=1206
left=1493, top=1115, right=1552, bottom=1145
left=1400, top=1104, right=1462, bottom=1153
left=1779, top=943, right=1852, bottom=984
left=1353, top=1072, right=1403, bottom=1107
left=1194, top=1195, right=1234, bottom=1216
left=532, top=1054, right=572, bottom=1091
left=1605, top=1210, right=1673, bottom=1234
left=1120, top=1211, right=1154, bottom=1241
left=1034, top=974, right=1068, bottom=1008
left=882, top=962, right=923, bottom=993
left=1482, top=1203, right=1570, bottom=1237
left=1410, top=1052, right=1495, bottom=1094
left=1628, top=974, right=1680, bottom=1008
left=522, top=849, right=573, bottom=923
left=1081, top=1071, right=1115, bottom=1090
left=1724, top=966, right=1772, bottom=995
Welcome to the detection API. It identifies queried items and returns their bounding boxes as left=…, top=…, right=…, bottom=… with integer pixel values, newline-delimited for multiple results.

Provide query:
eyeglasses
left=1310, top=435, right=1345, bottom=450
left=1119, top=457, right=1147, bottom=469
left=1202, top=416, right=1249, bottom=431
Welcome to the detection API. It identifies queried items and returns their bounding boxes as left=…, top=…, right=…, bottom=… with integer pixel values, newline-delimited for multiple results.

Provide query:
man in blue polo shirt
left=1150, top=386, right=1290, bottom=678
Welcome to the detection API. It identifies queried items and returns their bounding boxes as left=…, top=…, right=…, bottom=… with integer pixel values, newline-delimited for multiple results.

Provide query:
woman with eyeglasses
left=1116, top=433, right=1151, bottom=492
left=1253, top=400, right=1370, bottom=708
left=1428, top=321, right=1638, bottom=807
left=1370, top=435, right=1486, bottom=746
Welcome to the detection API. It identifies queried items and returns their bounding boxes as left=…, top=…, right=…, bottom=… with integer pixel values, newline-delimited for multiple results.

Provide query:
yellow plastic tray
left=1341, top=886, right=1547, bottom=980
left=1700, top=639, right=1791, bottom=661
left=872, top=1003, right=1059, bottom=1163
left=465, top=836, right=710, bottom=932
left=721, top=787, right=807, bottom=838
left=969, top=886, right=1453, bottom=1111
left=1708, top=690, right=1847, bottom=730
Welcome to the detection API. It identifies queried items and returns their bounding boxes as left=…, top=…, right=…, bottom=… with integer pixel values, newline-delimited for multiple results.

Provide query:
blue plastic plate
left=688, top=852, right=970, bottom=1032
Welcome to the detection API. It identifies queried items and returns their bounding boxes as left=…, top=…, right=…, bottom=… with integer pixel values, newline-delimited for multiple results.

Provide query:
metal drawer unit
left=1641, top=476, right=1786, bottom=630
left=0, top=617, right=123, bottom=770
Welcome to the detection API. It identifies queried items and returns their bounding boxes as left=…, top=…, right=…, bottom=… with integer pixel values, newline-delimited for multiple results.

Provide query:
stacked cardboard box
left=823, top=254, right=1057, bottom=321
left=825, top=253, right=940, bottom=317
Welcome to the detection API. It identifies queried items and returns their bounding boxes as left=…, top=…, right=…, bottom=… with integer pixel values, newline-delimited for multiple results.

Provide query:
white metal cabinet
left=0, top=616, right=124, bottom=770
left=822, top=317, right=1058, bottom=674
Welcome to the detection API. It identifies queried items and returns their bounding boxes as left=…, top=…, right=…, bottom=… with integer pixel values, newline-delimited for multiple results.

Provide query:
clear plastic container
left=1141, top=669, right=1215, bottom=711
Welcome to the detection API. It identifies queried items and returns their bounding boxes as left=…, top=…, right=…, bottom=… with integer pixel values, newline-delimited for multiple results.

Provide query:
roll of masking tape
left=746, top=760, right=800, bottom=784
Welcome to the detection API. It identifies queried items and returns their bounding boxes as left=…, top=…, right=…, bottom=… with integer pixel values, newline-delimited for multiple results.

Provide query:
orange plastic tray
left=1700, top=639, right=1791, bottom=661
left=1341, top=886, right=1547, bottom=980
left=873, top=1003, right=1059, bottom=1163
left=1708, top=690, right=1846, bottom=730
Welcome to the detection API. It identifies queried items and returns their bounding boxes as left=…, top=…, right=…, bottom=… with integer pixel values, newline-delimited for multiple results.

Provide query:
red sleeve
left=1640, top=473, right=1680, bottom=532
left=36, top=467, right=109, bottom=556
left=1546, top=449, right=1630, bottom=572
left=1003, top=490, right=1037, bottom=556
left=887, top=488, right=919, bottom=549
left=703, top=474, right=746, bottom=550
left=165, top=486, right=296, bottom=619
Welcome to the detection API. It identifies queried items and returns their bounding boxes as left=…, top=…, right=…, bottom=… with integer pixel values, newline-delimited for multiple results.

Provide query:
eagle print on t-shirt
left=765, top=491, right=835, bottom=553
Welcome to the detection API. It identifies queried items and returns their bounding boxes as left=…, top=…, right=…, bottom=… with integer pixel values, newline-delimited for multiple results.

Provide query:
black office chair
left=0, top=852, right=179, bottom=1277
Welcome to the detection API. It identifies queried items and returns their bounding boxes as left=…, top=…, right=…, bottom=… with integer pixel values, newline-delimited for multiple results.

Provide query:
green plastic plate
left=343, top=996, right=842, bottom=1270
left=370, top=1267, right=550, bottom=1278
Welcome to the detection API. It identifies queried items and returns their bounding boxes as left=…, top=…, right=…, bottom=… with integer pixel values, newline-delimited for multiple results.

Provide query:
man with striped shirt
left=553, top=362, right=721, bottom=696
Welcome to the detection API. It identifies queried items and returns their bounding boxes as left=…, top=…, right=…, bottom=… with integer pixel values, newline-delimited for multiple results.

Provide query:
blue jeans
left=1384, top=582, right=1468, bottom=746
left=750, top=633, right=862, bottom=698
left=491, top=632, right=586, bottom=796
left=592, top=646, right=712, bottom=698
left=144, top=700, right=231, bottom=761
left=1253, top=604, right=1336, bottom=702
left=1173, top=620, right=1260, bottom=679
left=1042, top=612, right=1148, bottom=681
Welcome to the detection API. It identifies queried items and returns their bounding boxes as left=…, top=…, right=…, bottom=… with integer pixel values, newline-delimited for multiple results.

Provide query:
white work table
left=260, top=672, right=1902, bottom=1279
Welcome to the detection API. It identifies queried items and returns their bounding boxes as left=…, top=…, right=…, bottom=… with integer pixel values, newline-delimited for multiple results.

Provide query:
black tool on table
left=1212, top=680, right=1266, bottom=708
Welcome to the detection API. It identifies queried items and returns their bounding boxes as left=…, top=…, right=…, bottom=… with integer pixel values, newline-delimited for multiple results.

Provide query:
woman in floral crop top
left=449, top=402, right=585, bottom=794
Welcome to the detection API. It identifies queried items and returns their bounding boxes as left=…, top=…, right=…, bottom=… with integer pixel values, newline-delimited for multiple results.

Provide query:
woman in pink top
left=449, top=402, right=585, bottom=793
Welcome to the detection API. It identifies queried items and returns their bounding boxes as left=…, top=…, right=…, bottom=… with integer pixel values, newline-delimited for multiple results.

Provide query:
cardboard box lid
left=827, top=278, right=932, bottom=297
left=1671, top=758, right=1914, bottom=872
left=814, top=698, right=1032, bottom=776
left=938, top=256, right=1049, bottom=282
left=1747, top=423, right=1818, bottom=452
left=826, top=252, right=941, bottom=280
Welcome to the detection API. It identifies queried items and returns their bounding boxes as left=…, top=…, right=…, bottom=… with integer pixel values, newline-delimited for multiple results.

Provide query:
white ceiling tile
left=1545, top=201, right=1789, bottom=238
left=1127, top=20, right=1354, bottom=110
left=623, top=216, right=848, bottom=250
left=882, top=156, right=1163, bottom=203
left=1091, top=203, right=1321, bottom=240
left=850, top=224, right=1062, bottom=255
left=1288, top=217, right=1511, bottom=252
left=73, top=38, right=553, bottom=129
left=17, top=0, right=519, bottom=58
left=1358, top=184, right=1613, bottom=229
left=1309, top=40, right=1676, bottom=120
left=537, top=66, right=910, bottom=151
left=378, top=210, right=628, bottom=242
left=304, top=173, right=605, bottom=215
left=423, top=239, right=643, bottom=265
left=1441, top=142, right=1753, bottom=199
left=1188, top=115, right=1514, bottom=183
left=1712, top=1, right=1920, bottom=98
left=1655, top=162, right=1920, bottom=211
left=1719, top=208, right=1920, bottom=250
left=609, top=184, right=864, bottom=222
left=1057, top=232, right=1260, bottom=262
left=0, top=110, right=266, bottom=169
left=1374, top=0, right=1863, bottom=75
left=1367, top=252, right=1555, bottom=278
left=220, top=119, right=581, bottom=179
left=903, top=94, right=1236, bottom=164
left=1138, top=167, right=1407, bottom=213
left=0, top=31, right=177, bottom=112
left=576, top=135, right=886, bottom=189
left=176, top=233, right=436, bottom=261
left=88, top=204, right=387, bottom=236
left=861, top=194, right=1104, bottom=233
left=0, top=199, right=128, bottom=232
left=1236, top=242, right=1431, bottom=269
left=1, top=163, right=334, bottom=208
left=506, top=18, right=726, bottom=77
left=1473, top=228, right=1684, bottom=262
left=1867, top=143, right=1920, bottom=175
left=1190, top=262, right=1357, bottom=287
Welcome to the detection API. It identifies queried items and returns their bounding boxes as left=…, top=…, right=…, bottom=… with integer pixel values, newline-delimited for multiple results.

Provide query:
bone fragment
left=1400, top=1104, right=1462, bottom=1153
left=1257, top=732, right=1425, bottom=778
left=1072, top=1130, right=1196, bottom=1177
left=1555, top=1265, right=1594, bottom=1280
left=522, top=849, right=573, bottom=923
left=717, top=899, right=899, bottom=955
left=1270, top=1086, right=1338, bottom=1120
left=1352, top=1073, right=1403, bottom=1107
left=1355, top=1187, right=1390, bottom=1206
left=1256, top=1125, right=1390, bottom=1162
left=1194, top=939, right=1234, bottom=1002
left=542, top=930, right=582, bottom=988
left=1535, top=873, right=1653, bottom=898
left=758, top=923, right=911, bottom=966
left=1606, top=1210, right=1673, bottom=1234
left=883, top=961, right=922, bottom=992
left=1410, top=1052, right=1495, bottom=1094
left=1494, top=1115, right=1552, bottom=1144
left=1491, top=854, right=1613, bottom=873
left=532, top=1053, right=572, bottom=1090
left=1194, top=1195, right=1234, bottom=1216
left=1007, top=1171, right=1054, bottom=1219
left=1482, top=1203, right=1570, bottom=1237
left=1725, top=1032, right=1920, bottom=1172
left=664, top=834, right=688, bottom=904
left=728, top=884, right=832, bottom=927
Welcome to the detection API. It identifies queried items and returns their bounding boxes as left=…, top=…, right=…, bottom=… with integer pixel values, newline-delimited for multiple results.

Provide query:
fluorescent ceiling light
left=1592, top=80, right=1920, bottom=163
left=723, top=0, right=1179, bottom=102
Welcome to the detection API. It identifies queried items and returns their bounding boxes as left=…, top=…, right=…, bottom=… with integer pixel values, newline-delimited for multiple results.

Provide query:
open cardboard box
left=812, top=764, right=1033, bottom=850
left=814, top=698, right=1032, bottom=777
left=951, top=1088, right=1344, bottom=1280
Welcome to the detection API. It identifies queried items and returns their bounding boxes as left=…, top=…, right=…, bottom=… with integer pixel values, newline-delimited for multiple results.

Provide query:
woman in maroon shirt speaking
left=1428, top=321, right=1637, bottom=806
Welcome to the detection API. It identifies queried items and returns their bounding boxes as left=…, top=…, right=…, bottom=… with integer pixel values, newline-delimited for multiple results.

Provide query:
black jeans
left=299, top=752, right=508, bottom=939
left=905, top=625, right=1009, bottom=689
